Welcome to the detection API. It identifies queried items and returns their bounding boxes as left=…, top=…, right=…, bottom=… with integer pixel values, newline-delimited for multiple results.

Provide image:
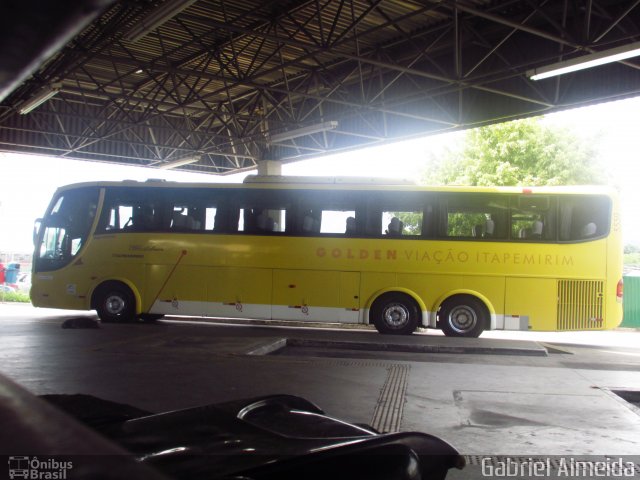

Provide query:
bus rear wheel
left=371, top=293, right=419, bottom=335
left=95, top=282, right=136, bottom=323
left=439, top=295, right=487, bottom=338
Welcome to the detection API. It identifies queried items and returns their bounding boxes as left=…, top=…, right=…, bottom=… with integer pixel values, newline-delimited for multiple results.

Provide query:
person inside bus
left=126, top=204, right=155, bottom=231
left=518, top=226, right=532, bottom=239
left=302, top=213, right=314, bottom=233
left=172, top=210, right=200, bottom=230
left=483, top=218, right=494, bottom=238
left=580, top=222, right=597, bottom=238
left=243, top=208, right=258, bottom=232
left=256, top=210, right=275, bottom=232
left=345, top=216, right=357, bottom=236
left=386, top=217, right=403, bottom=236
left=531, top=219, right=544, bottom=239
left=302, top=209, right=321, bottom=234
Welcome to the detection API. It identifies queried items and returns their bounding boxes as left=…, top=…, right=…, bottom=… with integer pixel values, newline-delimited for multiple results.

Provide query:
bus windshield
left=35, top=187, right=99, bottom=272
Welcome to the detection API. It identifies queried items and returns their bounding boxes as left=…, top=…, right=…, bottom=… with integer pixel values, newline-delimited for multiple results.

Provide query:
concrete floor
left=1, top=303, right=640, bottom=469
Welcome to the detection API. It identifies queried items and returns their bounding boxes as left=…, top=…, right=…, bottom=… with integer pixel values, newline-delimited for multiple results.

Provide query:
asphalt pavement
left=1, top=303, right=639, bottom=476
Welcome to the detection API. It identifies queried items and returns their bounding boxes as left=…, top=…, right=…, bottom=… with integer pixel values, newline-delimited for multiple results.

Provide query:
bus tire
left=439, top=295, right=487, bottom=338
left=371, top=293, right=420, bottom=335
left=94, top=282, right=136, bottom=323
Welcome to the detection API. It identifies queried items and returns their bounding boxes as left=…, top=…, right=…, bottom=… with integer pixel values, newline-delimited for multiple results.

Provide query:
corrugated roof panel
left=1, top=0, right=639, bottom=172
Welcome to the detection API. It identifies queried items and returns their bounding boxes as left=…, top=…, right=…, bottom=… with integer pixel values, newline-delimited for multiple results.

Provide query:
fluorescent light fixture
left=124, top=0, right=198, bottom=43
left=157, top=155, right=201, bottom=170
left=528, top=41, right=640, bottom=80
left=269, top=121, right=339, bottom=143
left=19, top=83, right=62, bottom=114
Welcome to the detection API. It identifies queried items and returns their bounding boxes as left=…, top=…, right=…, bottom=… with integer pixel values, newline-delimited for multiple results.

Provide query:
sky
left=1, top=95, right=639, bottom=253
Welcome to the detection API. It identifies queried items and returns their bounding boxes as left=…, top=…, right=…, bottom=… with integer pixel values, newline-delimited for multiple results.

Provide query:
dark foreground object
left=43, top=393, right=465, bottom=480
left=0, top=372, right=463, bottom=479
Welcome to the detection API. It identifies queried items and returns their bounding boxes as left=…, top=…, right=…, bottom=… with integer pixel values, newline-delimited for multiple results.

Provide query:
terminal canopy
left=1, top=0, right=639, bottom=174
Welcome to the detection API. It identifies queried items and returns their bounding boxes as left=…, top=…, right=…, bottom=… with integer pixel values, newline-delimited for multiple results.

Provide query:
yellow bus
left=31, top=177, right=623, bottom=337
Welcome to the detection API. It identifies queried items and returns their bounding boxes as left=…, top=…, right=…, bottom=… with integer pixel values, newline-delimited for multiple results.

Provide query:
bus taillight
left=617, top=278, right=624, bottom=302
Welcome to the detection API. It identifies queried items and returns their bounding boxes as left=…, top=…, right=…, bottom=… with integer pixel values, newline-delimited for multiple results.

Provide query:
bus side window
left=511, top=196, right=554, bottom=241
left=561, top=195, right=610, bottom=241
left=441, top=194, right=507, bottom=239
left=381, top=211, right=422, bottom=237
left=237, top=207, right=287, bottom=233
left=319, top=209, right=356, bottom=234
left=99, top=189, right=162, bottom=232
left=445, top=211, right=489, bottom=237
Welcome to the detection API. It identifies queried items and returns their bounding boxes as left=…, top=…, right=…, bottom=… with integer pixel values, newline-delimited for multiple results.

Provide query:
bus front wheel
left=95, top=282, right=136, bottom=323
left=439, top=295, right=487, bottom=338
left=371, top=293, right=420, bottom=335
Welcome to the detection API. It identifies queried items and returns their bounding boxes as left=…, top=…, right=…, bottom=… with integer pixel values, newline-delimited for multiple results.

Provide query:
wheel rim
left=383, top=303, right=409, bottom=329
left=447, top=304, right=477, bottom=333
left=105, top=294, right=126, bottom=316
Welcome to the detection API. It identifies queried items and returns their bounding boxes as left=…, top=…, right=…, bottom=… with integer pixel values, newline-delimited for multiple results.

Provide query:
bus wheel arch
left=437, top=294, right=490, bottom=338
left=369, top=291, right=422, bottom=335
left=92, top=280, right=138, bottom=323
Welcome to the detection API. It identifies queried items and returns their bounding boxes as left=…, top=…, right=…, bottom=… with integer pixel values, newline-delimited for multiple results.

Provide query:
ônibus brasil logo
left=8, top=456, right=73, bottom=479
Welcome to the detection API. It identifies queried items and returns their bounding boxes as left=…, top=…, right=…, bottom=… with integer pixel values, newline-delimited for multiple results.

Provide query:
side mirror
left=33, top=218, right=42, bottom=246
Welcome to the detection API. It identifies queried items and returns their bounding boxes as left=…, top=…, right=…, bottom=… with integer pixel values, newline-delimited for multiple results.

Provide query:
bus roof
left=242, top=175, right=416, bottom=185
left=51, top=178, right=618, bottom=196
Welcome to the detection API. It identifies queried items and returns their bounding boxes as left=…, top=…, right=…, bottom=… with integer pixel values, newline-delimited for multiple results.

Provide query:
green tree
left=624, top=244, right=640, bottom=266
left=423, top=117, right=605, bottom=186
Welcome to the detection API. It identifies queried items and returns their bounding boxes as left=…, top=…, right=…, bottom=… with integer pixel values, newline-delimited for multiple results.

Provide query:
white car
left=16, top=273, right=31, bottom=293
